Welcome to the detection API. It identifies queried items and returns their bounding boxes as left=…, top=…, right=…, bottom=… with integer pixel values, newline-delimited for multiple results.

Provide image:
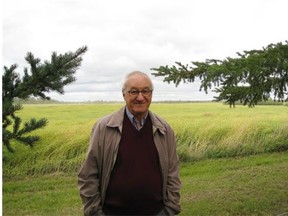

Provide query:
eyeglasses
left=126, top=89, right=153, bottom=97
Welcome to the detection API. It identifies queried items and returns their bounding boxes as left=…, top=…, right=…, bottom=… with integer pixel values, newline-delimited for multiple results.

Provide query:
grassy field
left=3, top=152, right=288, bottom=215
left=2, top=102, right=288, bottom=215
left=3, top=102, right=288, bottom=176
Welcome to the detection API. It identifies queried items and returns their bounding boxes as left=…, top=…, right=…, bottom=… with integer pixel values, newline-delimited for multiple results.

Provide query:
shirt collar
left=125, top=106, right=148, bottom=129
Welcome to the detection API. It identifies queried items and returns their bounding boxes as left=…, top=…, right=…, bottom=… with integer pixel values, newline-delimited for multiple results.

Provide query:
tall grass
left=3, top=103, right=124, bottom=177
left=160, top=103, right=288, bottom=161
left=2, top=102, right=288, bottom=177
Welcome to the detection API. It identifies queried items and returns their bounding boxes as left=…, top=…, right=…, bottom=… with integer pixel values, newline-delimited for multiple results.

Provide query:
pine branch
left=18, top=118, right=48, bottom=135
left=16, top=136, right=40, bottom=147
left=151, top=41, right=288, bottom=107
left=2, top=46, right=88, bottom=154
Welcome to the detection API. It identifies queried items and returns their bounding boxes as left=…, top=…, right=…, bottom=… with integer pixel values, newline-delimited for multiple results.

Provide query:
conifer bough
left=151, top=41, right=288, bottom=107
left=2, top=46, right=88, bottom=153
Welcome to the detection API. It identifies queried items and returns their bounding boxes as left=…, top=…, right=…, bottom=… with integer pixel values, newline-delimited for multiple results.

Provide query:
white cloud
left=3, top=0, right=288, bottom=102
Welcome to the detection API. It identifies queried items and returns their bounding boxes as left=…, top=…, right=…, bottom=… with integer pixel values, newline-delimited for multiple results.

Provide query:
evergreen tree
left=152, top=41, right=288, bottom=107
left=2, top=46, right=88, bottom=152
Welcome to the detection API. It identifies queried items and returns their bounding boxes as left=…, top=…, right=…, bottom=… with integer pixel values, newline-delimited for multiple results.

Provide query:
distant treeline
left=14, top=97, right=63, bottom=104
left=14, top=97, right=287, bottom=106
left=233, top=100, right=287, bottom=106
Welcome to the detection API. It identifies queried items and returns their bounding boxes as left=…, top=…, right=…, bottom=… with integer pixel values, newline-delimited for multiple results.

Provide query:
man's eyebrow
left=129, top=87, right=151, bottom=90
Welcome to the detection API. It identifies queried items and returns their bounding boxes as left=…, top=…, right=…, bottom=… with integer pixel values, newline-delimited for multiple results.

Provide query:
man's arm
left=78, top=126, right=104, bottom=216
left=165, top=126, right=181, bottom=215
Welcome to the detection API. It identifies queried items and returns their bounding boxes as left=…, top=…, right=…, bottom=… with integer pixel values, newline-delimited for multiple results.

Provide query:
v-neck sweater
left=103, top=112, right=163, bottom=215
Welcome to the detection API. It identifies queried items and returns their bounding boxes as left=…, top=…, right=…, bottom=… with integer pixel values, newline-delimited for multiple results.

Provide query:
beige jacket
left=78, top=107, right=181, bottom=215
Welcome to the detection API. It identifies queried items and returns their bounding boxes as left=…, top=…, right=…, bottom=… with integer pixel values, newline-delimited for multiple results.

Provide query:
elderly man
left=78, top=71, right=181, bottom=215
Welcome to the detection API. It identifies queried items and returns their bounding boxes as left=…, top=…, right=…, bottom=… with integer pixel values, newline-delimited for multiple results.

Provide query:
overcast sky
left=3, top=0, right=288, bottom=102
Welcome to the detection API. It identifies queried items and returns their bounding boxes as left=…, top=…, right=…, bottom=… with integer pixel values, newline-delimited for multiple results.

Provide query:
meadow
left=2, top=102, right=288, bottom=215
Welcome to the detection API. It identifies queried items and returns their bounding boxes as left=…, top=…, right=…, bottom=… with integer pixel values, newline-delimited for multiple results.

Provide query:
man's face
left=123, top=74, right=153, bottom=117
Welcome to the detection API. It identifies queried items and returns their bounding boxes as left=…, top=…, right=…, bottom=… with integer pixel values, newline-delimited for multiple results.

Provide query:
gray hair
left=122, top=71, right=154, bottom=92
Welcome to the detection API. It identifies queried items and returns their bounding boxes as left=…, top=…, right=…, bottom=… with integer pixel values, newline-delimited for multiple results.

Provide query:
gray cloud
left=3, top=0, right=288, bottom=102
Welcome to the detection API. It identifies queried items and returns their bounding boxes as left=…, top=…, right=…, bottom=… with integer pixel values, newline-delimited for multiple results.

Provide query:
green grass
left=3, top=173, right=81, bottom=216
left=2, top=102, right=288, bottom=215
left=3, top=152, right=288, bottom=216
left=3, top=102, right=288, bottom=177
left=180, top=152, right=288, bottom=215
left=3, top=103, right=125, bottom=176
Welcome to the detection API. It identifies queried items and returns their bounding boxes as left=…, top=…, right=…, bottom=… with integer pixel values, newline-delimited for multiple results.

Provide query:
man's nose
left=136, top=92, right=145, bottom=99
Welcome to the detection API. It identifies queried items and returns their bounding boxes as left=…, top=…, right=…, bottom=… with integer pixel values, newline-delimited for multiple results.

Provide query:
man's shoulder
left=149, top=111, right=167, bottom=124
left=149, top=111, right=173, bottom=131
left=94, top=107, right=125, bottom=127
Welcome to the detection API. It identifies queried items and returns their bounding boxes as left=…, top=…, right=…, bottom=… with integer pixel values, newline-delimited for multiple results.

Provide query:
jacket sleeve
left=78, top=124, right=104, bottom=216
left=165, top=125, right=181, bottom=215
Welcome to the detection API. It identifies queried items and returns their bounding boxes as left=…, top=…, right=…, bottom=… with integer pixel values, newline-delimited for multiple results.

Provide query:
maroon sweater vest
left=103, top=113, right=163, bottom=215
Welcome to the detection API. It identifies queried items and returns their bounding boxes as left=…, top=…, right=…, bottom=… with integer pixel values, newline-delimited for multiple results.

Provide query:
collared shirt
left=125, top=106, right=148, bottom=130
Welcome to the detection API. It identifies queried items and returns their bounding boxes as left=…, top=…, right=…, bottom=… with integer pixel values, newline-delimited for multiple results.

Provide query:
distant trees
left=2, top=46, right=88, bottom=152
left=152, top=41, right=288, bottom=107
left=14, top=97, right=61, bottom=104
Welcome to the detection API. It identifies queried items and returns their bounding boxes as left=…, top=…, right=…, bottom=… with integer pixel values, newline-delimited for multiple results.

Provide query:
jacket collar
left=148, top=109, right=166, bottom=135
left=106, top=107, right=125, bottom=131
